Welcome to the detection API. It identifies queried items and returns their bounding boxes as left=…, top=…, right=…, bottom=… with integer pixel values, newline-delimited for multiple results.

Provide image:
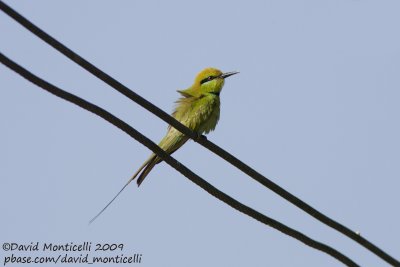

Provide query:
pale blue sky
left=1, top=1, right=399, bottom=266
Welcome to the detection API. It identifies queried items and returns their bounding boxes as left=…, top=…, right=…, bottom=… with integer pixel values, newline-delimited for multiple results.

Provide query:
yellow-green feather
left=89, top=67, right=235, bottom=223
left=136, top=68, right=225, bottom=185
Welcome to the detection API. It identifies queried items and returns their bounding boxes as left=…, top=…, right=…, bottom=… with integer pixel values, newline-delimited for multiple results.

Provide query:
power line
left=0, top=2, right=398, bottom=266
left=1, top=52, right=361, bottom=267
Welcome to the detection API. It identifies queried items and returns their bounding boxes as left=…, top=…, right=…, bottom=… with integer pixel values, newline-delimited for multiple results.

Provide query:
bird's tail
left=89, top=155, right=157, bottom=224
left=136, top=157, right=158, bottom=186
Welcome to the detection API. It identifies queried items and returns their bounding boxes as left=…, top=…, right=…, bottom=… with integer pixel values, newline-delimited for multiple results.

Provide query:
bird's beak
left=221, top=71, right=239, bottom=79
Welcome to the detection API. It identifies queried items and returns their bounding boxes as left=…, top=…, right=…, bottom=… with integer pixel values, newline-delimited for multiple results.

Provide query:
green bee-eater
left=90, top=67, right=238, bottom=223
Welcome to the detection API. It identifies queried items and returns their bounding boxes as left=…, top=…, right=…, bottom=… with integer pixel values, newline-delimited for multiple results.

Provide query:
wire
left=1, top=52, right=361, bottom=267
left=1, top=3, right=396, bottom=266
left=1, top=2, right=397, bottom=266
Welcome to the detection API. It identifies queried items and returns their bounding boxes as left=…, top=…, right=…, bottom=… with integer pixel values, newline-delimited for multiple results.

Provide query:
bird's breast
left=193, top=95, right=220, bottom=134
left=172, top=95, right=221, bottom=135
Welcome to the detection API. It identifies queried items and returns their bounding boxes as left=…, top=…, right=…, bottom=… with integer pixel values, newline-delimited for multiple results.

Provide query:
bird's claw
left=194, top=133, right=207, bottom=142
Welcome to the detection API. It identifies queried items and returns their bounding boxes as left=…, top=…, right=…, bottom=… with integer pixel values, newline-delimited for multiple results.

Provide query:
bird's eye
left=200, top=76, right=215, bottom=84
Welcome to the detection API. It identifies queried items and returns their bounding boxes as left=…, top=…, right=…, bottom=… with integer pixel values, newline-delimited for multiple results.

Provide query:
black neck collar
left=210, top=92, right=220, bottom=96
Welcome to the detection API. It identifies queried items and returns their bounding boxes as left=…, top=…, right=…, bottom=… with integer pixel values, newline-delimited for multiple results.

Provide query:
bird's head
left=178, top=68, right=238, bottom=97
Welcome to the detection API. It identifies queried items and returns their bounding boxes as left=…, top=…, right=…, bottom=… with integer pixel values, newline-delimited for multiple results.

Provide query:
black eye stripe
left=200, top=75, right=215, bottom=85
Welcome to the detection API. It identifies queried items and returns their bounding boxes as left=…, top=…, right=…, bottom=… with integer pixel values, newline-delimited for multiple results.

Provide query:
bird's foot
left=194, top=133, right=207, bottom=142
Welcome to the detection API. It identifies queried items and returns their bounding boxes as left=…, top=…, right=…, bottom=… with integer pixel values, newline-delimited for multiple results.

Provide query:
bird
left=89, top=67, right=238, bottom=223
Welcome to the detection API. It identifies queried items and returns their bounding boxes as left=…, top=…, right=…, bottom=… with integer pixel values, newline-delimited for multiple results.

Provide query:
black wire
left=0, top=52, right=360, bottom=267
left=0, top=2, right=398, bottom=266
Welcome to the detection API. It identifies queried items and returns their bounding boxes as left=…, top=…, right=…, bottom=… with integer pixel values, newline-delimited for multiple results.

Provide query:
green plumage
left=90, top=67, right=237, bottom=223
left=136, top=67, right=232, bottom=185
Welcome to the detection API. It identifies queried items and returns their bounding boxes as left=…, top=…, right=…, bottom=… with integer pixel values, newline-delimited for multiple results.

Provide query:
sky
left=1, top=1, right=399, bottom=266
